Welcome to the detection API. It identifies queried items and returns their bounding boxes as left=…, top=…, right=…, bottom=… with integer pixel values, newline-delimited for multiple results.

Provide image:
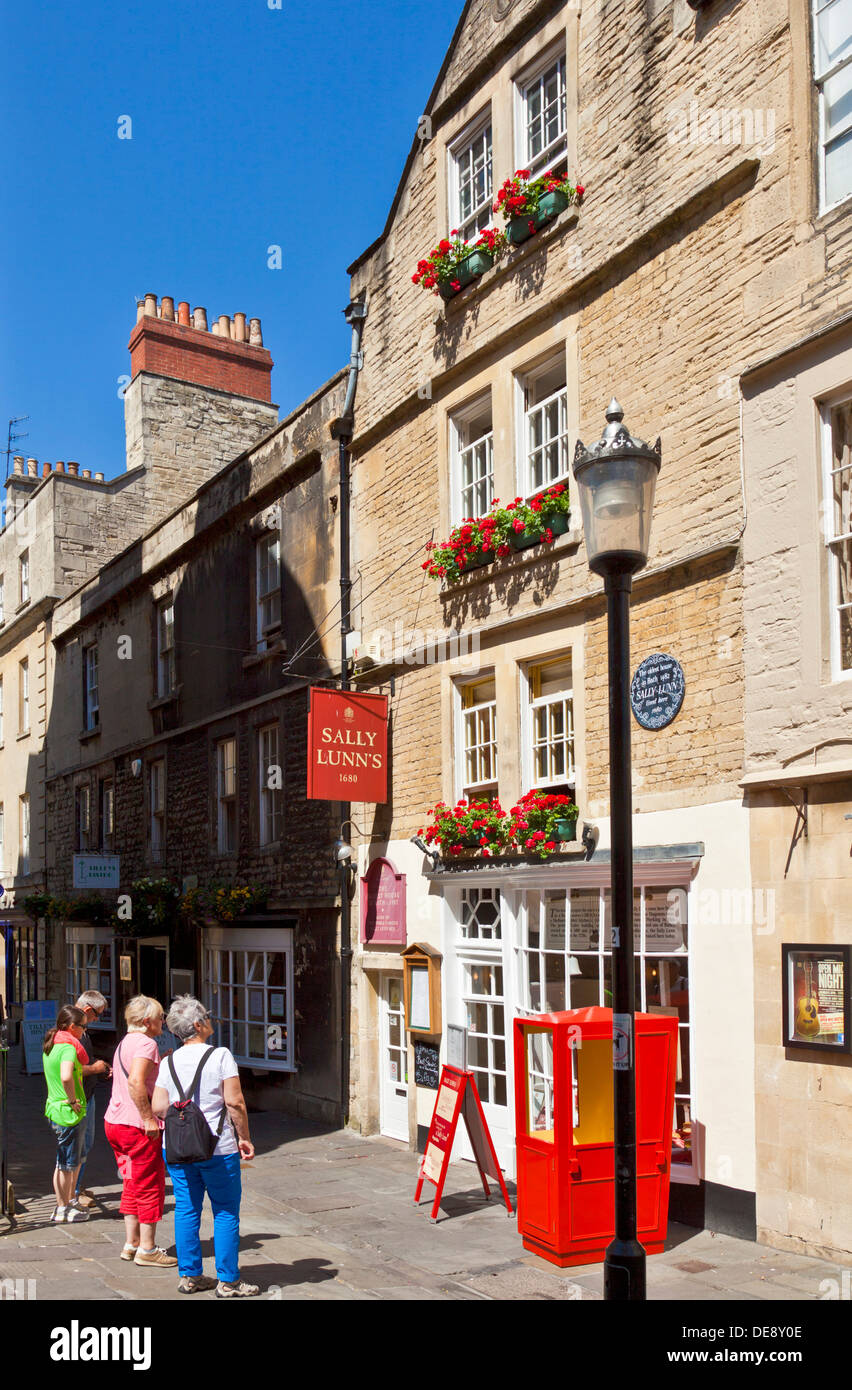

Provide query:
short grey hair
left=166, top=994, right=209, bottom=1041
left=76, top=990, right=107, bottom=1014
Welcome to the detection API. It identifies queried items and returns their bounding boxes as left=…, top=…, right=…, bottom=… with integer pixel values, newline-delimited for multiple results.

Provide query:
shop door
left=453, top=955, right=514, bottom=1176
left=138, top=943, right=169, bottom=1005
left=379, top=974, right=409, bottom=1142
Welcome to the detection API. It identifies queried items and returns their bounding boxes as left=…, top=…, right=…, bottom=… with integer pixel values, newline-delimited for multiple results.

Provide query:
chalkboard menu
left=414, top=1041, right=441, bottom=1089
left=630, top=653, right=685, bottom=730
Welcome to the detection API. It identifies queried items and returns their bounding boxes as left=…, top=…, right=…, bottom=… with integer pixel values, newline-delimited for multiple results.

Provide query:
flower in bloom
left=576, top=184, right=585, bottom=197
left=412, top=274, right=421, bottom=284
left=513, top=518, right=525, bottom=532
left=438, top=239, right=452, bottom=254
left=451, top=280, right=461, bottom=292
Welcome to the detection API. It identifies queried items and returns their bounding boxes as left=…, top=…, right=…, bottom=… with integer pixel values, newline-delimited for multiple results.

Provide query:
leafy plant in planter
left=210, top=883, right=270, bottom=921
left=422, top=484, right=571, bottom=584
left=124, top=878, right=181, bottom=932
left=494, top=168, right=584, bottom=245
left=422, top=800, right=508, bottom=857
left=506, top=790, right=580, bottom=859
left=23, top=892, right=53, bottom=922
left=412, top=227, right=506, bottom=299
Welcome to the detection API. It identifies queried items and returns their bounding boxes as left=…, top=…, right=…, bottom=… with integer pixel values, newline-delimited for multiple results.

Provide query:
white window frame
left=156, top=598, right=176, bottom=698
left=256, top=533, right=282, bottom=653
left=516, top=356, right=571, bottom=496
left=19, top=550, right=29, bottom=606
left=449, top=112, right=494, bottom=243
left=451, top=396, right=494, bottom=524
left=19, top=794, right=29, bottom=876
left=19, top=658, right=29, bottom=734
left=822, top=398, right=852, bottom=679
left=149, top=759, right=165, bottom=862
left=84, top=644, right=99, bottom=730
left=456, top=677, right=499, bottom=801
left=217, top=738, right=237, bottom=854
left=514, top=47, right=568, bottom=176
left=258, top=723, right=283, bottom=846
left=66, top=926, right=115, bottom=1028
left=0, top=573, right=5, bottom=624
left=522, top=656, right=576, bottom=788
left=814, top=0, right=852, bottom=213
left=203, top=924, right=296, bottom=1072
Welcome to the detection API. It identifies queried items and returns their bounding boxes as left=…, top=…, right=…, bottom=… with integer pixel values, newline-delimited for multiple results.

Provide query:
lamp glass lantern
left=572, top=400, right=661, bottom=577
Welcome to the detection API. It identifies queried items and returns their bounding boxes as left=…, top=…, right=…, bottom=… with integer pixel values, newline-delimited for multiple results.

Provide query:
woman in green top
left=43, top=1005, right=89, bottom=1224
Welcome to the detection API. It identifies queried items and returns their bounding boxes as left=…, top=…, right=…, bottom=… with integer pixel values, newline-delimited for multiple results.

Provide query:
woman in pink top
left=103, top=995, right=176, bottom=1269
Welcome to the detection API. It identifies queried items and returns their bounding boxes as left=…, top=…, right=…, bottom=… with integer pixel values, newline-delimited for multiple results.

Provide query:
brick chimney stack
left=124, top=293, right=279, bottom=516
left=128, top=293, right=273, bottom=403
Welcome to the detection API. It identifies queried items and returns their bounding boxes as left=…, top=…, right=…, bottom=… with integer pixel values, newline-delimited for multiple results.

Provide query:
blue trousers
left=166, top=1153, right=242, bottom=1284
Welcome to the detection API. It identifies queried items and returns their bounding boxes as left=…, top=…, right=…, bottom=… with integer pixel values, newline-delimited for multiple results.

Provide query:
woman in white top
left=151, top=995, right=259, bottom=1298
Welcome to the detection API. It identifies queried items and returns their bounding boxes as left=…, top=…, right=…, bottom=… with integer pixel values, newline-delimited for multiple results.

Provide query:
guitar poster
left=782, top=945, right=852, bottom=1054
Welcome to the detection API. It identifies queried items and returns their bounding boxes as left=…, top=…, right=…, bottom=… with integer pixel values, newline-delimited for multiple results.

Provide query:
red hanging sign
left=360, top=857, right=406, bottom=945
left=307, top=688, right=388, bottom=803
left=414, top=1066, right=513, bottom=1222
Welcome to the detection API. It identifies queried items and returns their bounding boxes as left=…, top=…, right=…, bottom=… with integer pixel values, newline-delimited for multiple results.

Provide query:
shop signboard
left=73, top=854, right=120, bottom=890
left=414, top=1065, right=513, bottom=1221
left=360, top=857, right=406, bottom=945
left=307, top=689, right=388, bottom=803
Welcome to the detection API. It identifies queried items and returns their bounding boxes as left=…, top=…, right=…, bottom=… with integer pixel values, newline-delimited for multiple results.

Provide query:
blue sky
left=0, top=0, right=463, bottom=479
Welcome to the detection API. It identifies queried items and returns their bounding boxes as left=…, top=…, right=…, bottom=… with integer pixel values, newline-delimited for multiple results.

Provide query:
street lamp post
left=572, top=399, right=661, bottom=1303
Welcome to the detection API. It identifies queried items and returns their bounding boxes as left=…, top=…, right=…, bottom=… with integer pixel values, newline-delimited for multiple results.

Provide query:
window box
left=438, top=247, right=495, bottom=300
left=554, top=817, right=578, bottom=842
left=509, top=511, right=570, bottom=550
left=507, top=192, right=569, bottom=244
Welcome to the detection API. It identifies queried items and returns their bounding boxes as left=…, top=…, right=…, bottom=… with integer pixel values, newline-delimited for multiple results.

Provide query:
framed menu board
left=782, top=944, right=851, bottom=1053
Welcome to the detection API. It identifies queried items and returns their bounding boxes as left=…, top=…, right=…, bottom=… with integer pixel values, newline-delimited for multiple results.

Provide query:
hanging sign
left=307, top=689, right=388, bottom=803
left=414, top=1066, right=513, bottom=1221
left=360, top=857, right=406, bottom=945
left=630, top=653, right=685, bottom=730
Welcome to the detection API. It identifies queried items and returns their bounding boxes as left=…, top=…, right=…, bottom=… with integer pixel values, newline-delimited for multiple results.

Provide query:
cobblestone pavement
left=0, top=1064, right=844, bottom=1302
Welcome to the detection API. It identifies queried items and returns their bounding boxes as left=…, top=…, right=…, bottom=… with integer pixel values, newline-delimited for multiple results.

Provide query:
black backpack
left=162, top=1047, right=227, bottom=1165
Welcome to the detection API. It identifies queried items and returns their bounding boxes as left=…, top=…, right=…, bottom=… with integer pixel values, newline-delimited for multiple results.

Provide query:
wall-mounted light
left=130, top=758, right=142, bottom=778
left=410, top=834, right=441, bottom=870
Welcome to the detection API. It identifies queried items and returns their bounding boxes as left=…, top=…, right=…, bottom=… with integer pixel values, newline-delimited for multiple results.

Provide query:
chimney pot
left=193, top=307, right=208, bottom=331
left=13, top=456, right=23, bottom=475
left=211, top=322, right=220, bottom=335
left=177, top=301, right=191, bottom=326
left=27, top=458, right=37, bottom=477
left=249, top=318, right=263, bottom=347
left=136, top=300, right=145, bottom=323
left=82, top=468, right=91, bottom=479
left=94, top=472, right=105, bottom=482
left=160, top=296, right=175, bottom=322
left=218, top=315, right=231, bottom=339
left=144, top=293, right=158, bottom=317
left=55, top=461, right=65, bottom=474
left=42, top=462, right=52, bottom=477
left=233, top=312, right=247, bottom=342
left=67, top=461, right=79, bottom=476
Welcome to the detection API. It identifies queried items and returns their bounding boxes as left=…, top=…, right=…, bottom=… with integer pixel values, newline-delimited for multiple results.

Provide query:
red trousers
left=104, top=1121, right=165, bottom=1224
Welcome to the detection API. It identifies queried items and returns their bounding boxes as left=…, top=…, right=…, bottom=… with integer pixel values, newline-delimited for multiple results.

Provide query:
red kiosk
left=513, top=1006, right=678, bottom=1267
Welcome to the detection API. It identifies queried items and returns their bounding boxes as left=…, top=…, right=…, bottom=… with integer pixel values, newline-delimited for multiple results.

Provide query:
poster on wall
left=782, top=944, right=851, bottom=1053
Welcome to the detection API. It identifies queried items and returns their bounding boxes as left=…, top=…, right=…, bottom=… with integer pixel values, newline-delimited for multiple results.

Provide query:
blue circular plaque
left=630, top=653, right=685, bottom=730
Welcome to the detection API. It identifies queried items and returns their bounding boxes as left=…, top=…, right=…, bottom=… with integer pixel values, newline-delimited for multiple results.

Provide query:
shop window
left=825, top=399, right=852, bottom=676
left=457, top=676, right=498, bottom=800
left=204, top=927, right=295, bottom=1071
left=449, top=113, right=493, bottom=243
left=518, top=884, right=693, bottom=1168
left=814, top=0, right=852, bottom=210
left=451, top=395, right=494, bottom=523
left=66, top=932, right=114, bottom=1026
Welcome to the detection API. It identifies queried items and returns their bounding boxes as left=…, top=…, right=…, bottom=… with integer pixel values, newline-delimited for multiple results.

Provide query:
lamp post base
left=604, top=1237, right=647, bottom=1301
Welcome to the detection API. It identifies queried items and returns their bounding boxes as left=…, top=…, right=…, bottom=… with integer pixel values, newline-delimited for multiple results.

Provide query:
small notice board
left=22, top=1000, right=58, bottom=1075
left=415, top=1065, right=513, bottom=1222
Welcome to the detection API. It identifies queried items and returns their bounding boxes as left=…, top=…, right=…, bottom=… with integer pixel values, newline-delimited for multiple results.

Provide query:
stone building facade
left=42, top=301, right=347, bottom=1120
left=0, top=297, right=277, bottom=1023
left=335, top=0, right=852, bottom=1253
